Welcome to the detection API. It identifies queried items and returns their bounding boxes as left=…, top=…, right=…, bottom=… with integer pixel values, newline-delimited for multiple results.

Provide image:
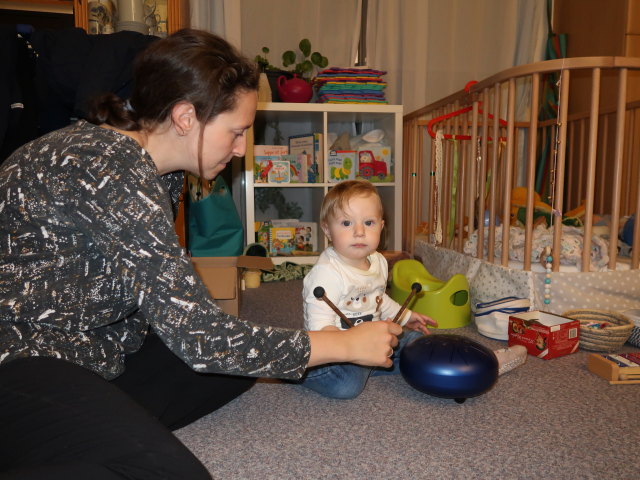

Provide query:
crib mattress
left=415, top=238, right=640, bottom=319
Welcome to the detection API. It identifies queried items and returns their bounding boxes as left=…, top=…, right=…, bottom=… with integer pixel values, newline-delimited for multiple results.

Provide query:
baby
left=299, top=180, right=437, bottom=399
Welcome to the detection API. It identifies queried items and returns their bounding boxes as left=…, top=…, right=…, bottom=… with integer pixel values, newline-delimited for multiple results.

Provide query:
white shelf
left=256, top=102, right=403, bottom=113
left=244, top=102, right=403, bottom=264
left=252, top=182, right=396, bottom=188
left=269, top=256, right=319, bottom=266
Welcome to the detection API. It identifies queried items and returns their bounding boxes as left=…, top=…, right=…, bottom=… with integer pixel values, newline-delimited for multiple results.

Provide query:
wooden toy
left=391, top=282, right=421, bottom=324
left=313, top=286, right=354, bottom=328
left=587, top=352, right=640, bottom=385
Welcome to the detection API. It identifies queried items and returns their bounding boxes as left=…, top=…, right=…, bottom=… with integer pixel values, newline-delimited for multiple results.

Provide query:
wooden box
left=587, top=353, right=640, bottom=385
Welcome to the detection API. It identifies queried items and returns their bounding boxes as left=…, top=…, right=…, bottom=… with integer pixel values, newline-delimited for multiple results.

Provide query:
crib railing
left=403, top=57, right=640, bottom=272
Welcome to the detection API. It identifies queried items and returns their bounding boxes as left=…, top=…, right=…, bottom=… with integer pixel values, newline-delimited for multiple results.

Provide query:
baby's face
left=322, top=194, right=384, bottom=269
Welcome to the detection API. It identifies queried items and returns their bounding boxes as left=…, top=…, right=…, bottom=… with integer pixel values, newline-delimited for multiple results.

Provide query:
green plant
left=255, top=39, right=329, bottom=80
left=255, top=189, right=303, bottom=219
left=267, top=120, right=284, bottom=145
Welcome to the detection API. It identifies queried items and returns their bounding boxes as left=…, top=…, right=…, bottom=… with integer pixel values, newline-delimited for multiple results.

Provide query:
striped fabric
left=314, top=67, right=388, bottom=104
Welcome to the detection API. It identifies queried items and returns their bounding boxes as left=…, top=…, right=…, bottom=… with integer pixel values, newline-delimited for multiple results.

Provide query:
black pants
left=0, top=333, right=256, bottom=479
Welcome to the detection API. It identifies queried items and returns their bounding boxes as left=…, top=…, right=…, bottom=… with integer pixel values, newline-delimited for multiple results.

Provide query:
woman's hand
left=344, top=320, right=402, bottom=367
left=307, top=320, right=402, bottom=368
left=404, top=311, right=437, bottom=335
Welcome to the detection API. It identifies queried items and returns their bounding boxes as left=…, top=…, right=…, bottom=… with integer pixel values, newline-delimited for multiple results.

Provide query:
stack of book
left=313, top=67, right=388, bottom=104
left=254, top=133, right=323, bottom=184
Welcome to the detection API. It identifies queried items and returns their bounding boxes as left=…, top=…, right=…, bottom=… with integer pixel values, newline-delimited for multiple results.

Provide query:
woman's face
left=197, top=89, right=257, bottom=179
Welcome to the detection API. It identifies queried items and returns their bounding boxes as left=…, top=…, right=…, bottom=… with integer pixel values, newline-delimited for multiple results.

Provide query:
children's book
left=270, top=219, right=319, bottom=254
left=254, top=155, right=279, bottom=183
left=268, top=226, right=296, bottom=256
left=356, top=145, right=393, bottom=182
left=254, top=146, right=288, bottom=183
left=290, top=133, right=322, bottom=183
left=307, top=158, right=321, bottom=184
left=254, top=145, right=289, bottom=156
left=255, top=221, right=271, bottom=249
left=293, top=221, right=318, bottom=253
left=289, top=134, right=314, bottom=157
left=313, top=133, right=324, bottom=183
left=282, top=154, right=308, bottom=183
left=267, top=159, right=291, bottom=183
left=328, top=150, right=357, bottom=182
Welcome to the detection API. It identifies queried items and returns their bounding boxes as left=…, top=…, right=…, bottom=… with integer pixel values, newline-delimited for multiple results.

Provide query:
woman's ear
left=171, top=101, right=196, bottom=136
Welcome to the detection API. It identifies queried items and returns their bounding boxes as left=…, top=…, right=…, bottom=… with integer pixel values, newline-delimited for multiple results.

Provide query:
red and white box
left=508, top=311, right=580, bottom=360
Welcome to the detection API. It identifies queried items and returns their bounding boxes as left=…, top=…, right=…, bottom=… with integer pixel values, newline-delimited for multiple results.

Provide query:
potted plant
left=255, top=39, right=329, bottom=102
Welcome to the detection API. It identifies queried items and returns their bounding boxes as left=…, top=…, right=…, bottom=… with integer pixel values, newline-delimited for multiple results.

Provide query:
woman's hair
left=320, top=180, right=383, bottom=226
left=87, top=29, right=259, bottom=131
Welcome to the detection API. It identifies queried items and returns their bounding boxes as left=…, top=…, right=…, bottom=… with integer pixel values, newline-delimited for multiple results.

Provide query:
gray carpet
left=175, top=279, right=640, bottom=479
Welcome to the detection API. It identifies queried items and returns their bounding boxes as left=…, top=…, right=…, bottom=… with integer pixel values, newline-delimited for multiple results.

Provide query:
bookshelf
left=244, top=102, right=403, bottom=265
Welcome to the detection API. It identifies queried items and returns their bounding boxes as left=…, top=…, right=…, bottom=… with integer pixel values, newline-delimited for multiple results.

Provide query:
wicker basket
left=562, top=309, right=634, bottom=352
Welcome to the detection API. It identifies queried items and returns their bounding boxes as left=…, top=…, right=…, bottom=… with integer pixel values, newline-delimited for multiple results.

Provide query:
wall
left=553, top=0, right=640, bottom=215
left=554, top=0, right=640, bottom=109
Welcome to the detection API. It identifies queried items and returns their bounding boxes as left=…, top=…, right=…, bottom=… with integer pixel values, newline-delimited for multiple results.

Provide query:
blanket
left=463, top=224, right=610, bottom=271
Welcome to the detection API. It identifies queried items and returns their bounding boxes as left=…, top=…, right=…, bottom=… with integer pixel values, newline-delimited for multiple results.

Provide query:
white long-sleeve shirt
left=303, top=247, right=410, bottom=331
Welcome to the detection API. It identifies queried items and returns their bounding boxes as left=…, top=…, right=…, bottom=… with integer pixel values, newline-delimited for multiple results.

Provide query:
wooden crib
left=402, top=56, right=640, bottom=315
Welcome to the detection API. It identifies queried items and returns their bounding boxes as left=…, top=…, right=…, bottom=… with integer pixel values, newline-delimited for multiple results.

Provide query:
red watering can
left=277, top=74, right=312, bottom=103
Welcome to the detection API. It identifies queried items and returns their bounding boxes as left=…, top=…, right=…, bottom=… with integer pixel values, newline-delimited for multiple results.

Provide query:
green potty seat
left=390, top=259, right=471, bottom=329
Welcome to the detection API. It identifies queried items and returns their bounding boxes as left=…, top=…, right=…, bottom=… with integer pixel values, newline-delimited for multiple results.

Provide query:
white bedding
left=415, top=238, right=640, bottom=319
left=463, top=224, right=613, bottom=272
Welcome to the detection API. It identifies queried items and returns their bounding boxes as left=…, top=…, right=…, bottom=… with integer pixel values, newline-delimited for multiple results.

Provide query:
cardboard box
left=508, top=311, right=580, bottom=359
left=191, top=256, right=274, bottom=316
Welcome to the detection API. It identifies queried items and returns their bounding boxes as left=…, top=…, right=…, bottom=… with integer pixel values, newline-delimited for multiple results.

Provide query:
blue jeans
left=298, top=329, right=423, bottom=399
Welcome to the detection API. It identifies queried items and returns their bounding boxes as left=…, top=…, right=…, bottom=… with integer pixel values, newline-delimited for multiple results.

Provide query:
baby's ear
left=320, top=222, right=331, bottom=240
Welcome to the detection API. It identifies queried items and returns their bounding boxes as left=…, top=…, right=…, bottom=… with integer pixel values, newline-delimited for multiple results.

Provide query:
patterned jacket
left=0, top=120, right=310, bottom=380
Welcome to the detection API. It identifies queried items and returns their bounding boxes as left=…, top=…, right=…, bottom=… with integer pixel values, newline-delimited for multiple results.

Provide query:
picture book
left=293, top=221, right=318, bottom=253
left=356, top=145, right=393, bottom=182
left=282, top=154, right=308, bottom=183
left=290, top=133, right=322, bottom=183
left=328, top=150, right=357, bottom=182
left=313, top=133, right=324, bottom=183
left=307, top=159, right=321, bottom=184
left=288, top=134, right=314, bottom=157
left=255, top=221, right=271, bottom=248
left=270, top=219, right=319, bottom=254
left=267, top=159, right=291, bottom=183
left=268, top=226, right=296, bottom=256
left=254, top=155, right=279, bottom=183
left=253, top=145, right=289, bottom=156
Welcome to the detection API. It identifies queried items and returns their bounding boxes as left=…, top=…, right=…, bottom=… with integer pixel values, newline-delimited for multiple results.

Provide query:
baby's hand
left=405, top=311, right=437, bottom=335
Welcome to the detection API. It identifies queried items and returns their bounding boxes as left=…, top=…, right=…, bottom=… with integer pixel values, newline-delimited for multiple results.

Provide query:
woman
left=0, top=29, right=400, bottom=479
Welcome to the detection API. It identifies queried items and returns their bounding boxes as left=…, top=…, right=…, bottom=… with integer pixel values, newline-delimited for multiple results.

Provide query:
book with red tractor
left=358, top=150, right=388, bottom=180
